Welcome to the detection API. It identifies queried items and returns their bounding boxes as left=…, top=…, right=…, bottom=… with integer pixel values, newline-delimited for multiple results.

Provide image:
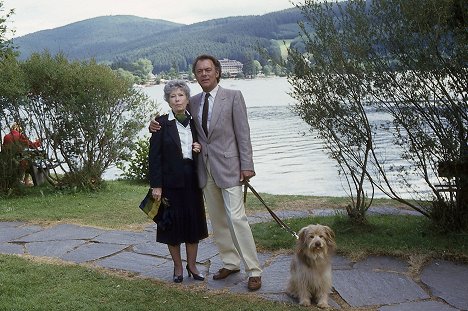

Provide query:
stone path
left=0, top=206, right=467, bottom=310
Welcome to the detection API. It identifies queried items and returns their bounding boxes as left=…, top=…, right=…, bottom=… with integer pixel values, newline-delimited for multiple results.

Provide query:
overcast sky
left=3, top=0, right=296, bottom=37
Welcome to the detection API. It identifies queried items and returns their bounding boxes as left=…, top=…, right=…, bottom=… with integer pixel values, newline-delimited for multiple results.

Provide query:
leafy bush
left=16, top=52, right=155, bottom=189
left=0, top=149, right=22, bottom=195
left=117, top=137, right=150, bottom=183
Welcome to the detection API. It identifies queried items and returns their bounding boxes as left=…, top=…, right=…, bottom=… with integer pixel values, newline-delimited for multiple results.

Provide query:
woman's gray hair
left=163, top=80, right=191, bottom=102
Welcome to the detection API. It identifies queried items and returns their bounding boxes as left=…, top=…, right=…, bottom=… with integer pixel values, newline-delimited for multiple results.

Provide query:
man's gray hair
left=163, top=80, right=191, bottom=102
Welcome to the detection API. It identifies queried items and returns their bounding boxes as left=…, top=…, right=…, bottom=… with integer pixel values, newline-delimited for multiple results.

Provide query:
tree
left=115, top=68, right=137, bottom=84
left=289, top=0, right=377, bottom=222
left=111, top=58, right=153, bottom=84
left=366, top=0, right=467, bottom=230
left=263, top=64, right=273, bottom=76
left=243, top=58, right=262, bottom=78
left=132, top=58, right=153, bottom=83
left=19, top=52, right=154, bottom=189
left=288, top=0, right=467, bottom=229
left=274, top=64, right=287, bottom=77
left=0, top=51, right=26, bottom=117
left=0, top=0, right=20, bottom=132
left=0, top=0, right=14, bottom=56
left=0, top=1, right=24, bottom=194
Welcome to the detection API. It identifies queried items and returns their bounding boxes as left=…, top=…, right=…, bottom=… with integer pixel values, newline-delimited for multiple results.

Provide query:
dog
left=287, top=224, right=336, bottom=308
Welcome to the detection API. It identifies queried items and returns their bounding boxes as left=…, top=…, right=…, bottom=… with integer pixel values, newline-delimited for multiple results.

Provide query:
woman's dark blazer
left=149, top=114, right=198, bottom=189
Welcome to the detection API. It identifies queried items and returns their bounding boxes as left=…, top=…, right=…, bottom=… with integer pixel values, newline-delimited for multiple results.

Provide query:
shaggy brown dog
left=287, top=224, right=336, bottom=308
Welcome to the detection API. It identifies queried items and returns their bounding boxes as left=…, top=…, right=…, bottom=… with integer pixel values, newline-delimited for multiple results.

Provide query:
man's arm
left=232, top=91, right=255, bottom=173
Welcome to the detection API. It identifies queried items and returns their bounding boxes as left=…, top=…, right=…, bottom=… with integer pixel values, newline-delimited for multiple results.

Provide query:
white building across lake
left=219, top=58, right=243, bottom=77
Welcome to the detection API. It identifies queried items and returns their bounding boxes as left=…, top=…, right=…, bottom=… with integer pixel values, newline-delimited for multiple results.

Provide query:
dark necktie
left=202, top=93, right=210, bottom=136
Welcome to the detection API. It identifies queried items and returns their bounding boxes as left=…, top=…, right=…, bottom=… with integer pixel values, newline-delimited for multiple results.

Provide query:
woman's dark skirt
left=156, top=159, right=208, bottom=245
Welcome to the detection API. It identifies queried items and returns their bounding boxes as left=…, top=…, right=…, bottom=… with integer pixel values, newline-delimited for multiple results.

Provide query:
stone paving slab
left=421, top=260, right=468, bottom=310
left=332, top=255, right=353, bottom=270
left=256, top=254, right=290, bottom=294
left=195, top=238, right=219, bottom=263
left=378, top=300, right=460, bottom=311
left=95, top=251, right=167, bottom=274
left=138, top=260, right=180, bottom=282
left=0, top=224, right=43, bottom=243
left=92, top=230, right=150, bottom=245
left=354, top=256, right=409, bottom=273
left=60, top=242, right=127, bottom=263
left=133, top=241, right=170, bottom=257
left=333, top=269, right=429, bottom=307
left=13, top=223, right=104, bottom=242
left=0, top=242, right=24, bottom=255
left=26, top=239, right=86, bottom=257
left=0, top=221, right=25, bottom=228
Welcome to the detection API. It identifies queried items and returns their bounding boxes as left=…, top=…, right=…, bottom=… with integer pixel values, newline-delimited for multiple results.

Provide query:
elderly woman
left=149, top=80, right=208, bottom=283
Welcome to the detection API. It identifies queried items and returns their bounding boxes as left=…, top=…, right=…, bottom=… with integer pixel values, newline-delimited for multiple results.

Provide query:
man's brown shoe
left=247, top=276, right=262, bottom=291
left=212, top=268, right=240, bottom=280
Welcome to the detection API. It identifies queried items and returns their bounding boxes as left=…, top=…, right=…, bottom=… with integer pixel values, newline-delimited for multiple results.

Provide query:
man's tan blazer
left=190, top=86, right=254, bottom=189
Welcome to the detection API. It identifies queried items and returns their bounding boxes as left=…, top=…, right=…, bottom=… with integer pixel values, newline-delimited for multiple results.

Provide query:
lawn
left=0, top=254, right=305, bottom=311
left=2, top=180, right=466, bottom=262
left=0, top=180, right=407, bottom=229
left=252, top=214, right=468, bottom=263
left=1, top=180, right=467, bottom=310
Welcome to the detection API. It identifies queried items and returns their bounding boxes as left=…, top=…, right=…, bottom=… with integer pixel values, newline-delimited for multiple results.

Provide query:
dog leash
left=244, top=181, right=299, bottom=240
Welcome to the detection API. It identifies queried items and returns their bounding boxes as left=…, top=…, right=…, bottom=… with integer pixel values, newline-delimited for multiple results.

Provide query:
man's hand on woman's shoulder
left=149, top=120, right=161, bottom=133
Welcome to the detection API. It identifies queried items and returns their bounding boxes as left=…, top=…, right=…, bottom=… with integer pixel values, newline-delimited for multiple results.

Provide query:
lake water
left=106, top=77, right=420, bottom=198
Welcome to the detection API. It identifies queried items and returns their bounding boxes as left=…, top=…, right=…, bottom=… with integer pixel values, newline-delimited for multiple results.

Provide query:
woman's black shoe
left=173, top=268, right=183, bottom=283
left=173, top=274, right=183, bottom=283
left=186, top=265, right=205, bottom=281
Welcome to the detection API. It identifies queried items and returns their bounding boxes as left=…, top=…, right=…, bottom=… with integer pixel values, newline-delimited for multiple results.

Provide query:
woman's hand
left=152, top=187, right=162, bottom=201
left=192, top=142, right=201, bottom=153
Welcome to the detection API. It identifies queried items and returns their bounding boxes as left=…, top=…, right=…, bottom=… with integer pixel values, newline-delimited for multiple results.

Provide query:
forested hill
left=13, top=8, right=304, bottom=72
left=13, top=15, right=183, bottom=62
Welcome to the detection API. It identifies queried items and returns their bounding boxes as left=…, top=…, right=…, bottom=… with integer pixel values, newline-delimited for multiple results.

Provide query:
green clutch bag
left=139, top=189, right=171, bottom=229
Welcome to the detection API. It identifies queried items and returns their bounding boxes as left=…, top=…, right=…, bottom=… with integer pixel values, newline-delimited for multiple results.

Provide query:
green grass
left=1, top=180, right=467, bottom=310
left=2, top=180, right=466, bottom=262
left=0, top=181, right=152, bottom=230
left=252, top=214, right=468, bottom=263
left=0, top=254, right=305, bottom=311
left=1, top=180, right=405, bottom=229
left=3, top=180, right=465, bottom=262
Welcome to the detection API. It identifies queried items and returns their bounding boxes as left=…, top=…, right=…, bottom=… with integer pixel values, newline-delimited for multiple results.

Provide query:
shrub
left=0, top=149, right=22, bottom=195
left=117, top=137, right=150, bottom=183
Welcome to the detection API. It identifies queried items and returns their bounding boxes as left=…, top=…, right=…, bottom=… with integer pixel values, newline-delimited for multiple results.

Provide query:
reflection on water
left=105, top=77, right=425, bottom=198
left=248, top=105, right=342, bottom=196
